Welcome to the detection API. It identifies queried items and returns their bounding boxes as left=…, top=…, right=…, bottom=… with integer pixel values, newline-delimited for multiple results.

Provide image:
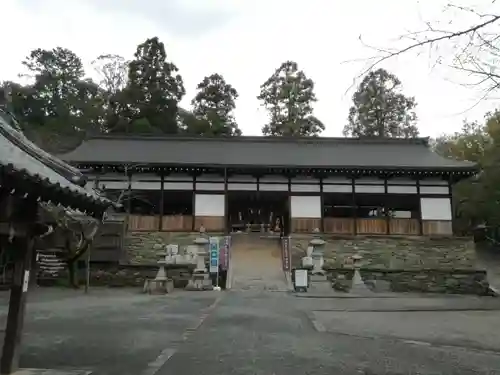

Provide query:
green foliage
left=433, top=112, right=500, bottom=233
left=344, top=68, right=418, bottom=138
left=122, top=37, right=185, bottom=134
left=258, top=61, right=324, bottom=136
left=187, top=73, right=241, bottom=136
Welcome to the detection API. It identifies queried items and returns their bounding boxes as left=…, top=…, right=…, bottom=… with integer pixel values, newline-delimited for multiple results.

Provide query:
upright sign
left=281, top=236, right=291, bottom=271
left=209, top=237, right=220, bottom=274
left=219, top=235, right=231, bottom=271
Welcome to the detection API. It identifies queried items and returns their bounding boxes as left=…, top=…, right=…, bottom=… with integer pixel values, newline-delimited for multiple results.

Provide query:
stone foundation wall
left=42, top=265, right=194, bottom=288
left=291, top=234, right=478, bottom=269
left=291, top=234, right=488, bottom=295
left=325, top=268, right=490, bottom=295
left=124, top=231, right=223, bottom=265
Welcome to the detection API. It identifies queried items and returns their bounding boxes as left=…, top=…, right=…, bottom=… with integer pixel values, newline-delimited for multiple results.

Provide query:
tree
left=92, top=54, right=129, bottom=133
left=8, top=47, right=105, bottom=152
left=433, top=120, right=491, bottom=163
left=358, top=3, right=500, bottom=99
left=343, top=69, right=418, bottom=138
left=123, top=37, right=185, bottom=134
left=188, top=73, right=241, bottom=136
left=433, top=111, right=500, bottom=234
left=258, top=61, right=324, bottom=136
left=92, top=54, right=128, bottom=95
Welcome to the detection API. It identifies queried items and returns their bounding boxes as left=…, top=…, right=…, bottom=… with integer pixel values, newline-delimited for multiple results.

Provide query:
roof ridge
left=87, top=134, right=430, bottom=145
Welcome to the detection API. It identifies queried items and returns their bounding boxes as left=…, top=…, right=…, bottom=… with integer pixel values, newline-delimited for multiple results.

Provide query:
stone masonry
left=123, top=231, right=223, bottom=265
left=290, top=234, right=490, bottom=295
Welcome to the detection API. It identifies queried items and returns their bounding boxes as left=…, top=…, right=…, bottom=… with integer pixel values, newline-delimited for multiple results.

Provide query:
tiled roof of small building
left=60, top=134, right=477, bottom=172
left=0, top=110, right=111, bottom=214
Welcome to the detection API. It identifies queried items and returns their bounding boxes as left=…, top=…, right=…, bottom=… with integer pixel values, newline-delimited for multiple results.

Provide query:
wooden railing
left=323, top=218, right=354, bottom=234
left=422, top=220, right=453, bottom=235
left=161, top=215, right=193, bottom=231
left=322, top=218, right=452, bottom=236
left=194, top=216, right=225, bottom=232
left=128, top=215, right=159, bottom=231
left=291, top=218, right=322, bottom=233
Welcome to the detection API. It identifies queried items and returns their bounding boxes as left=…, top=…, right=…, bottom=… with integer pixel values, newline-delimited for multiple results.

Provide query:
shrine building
left=61, top=135, right=477, bottom=237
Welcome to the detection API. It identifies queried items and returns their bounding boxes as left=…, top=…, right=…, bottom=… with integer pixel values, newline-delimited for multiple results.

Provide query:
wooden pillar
left=1, top=197, right=37, bottom=375
left=287, top=175, right=291, bottom=235
left=384, top=177, right=390, bottom=235
left=448, top=174, right=455, bottom=235
left=351, top=177, right=357, bottom=235
left=158, top=174, right=164, bottom=231
left=191, top=174, right=196, bottom=232
left=224, top=168, right=228, bottom=235
left=319, top=177, right=324, bottom=233
left=126, top=170, right=132, bottom=231
left=416, top=177, right=423, bottom=235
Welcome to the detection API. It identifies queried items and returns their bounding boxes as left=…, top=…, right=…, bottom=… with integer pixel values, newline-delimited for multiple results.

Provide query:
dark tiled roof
left=0, top=110, right=111, bottom=212
left=60, top=134, right=477, bottom=171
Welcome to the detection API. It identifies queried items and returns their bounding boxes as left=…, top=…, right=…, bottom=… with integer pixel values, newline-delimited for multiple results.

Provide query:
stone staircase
left=229, top=233, right=289, bottom=292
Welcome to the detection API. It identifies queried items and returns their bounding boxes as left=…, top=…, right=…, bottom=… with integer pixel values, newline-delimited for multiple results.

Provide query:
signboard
left=219, top=235, right=231, bottom=270
left=281, top=237, right=291, bottom=271
left=209, top=237, right=220, bottom=273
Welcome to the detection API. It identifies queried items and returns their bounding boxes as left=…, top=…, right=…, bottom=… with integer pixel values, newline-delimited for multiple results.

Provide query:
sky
left=1, top=0, right=499, bottom=138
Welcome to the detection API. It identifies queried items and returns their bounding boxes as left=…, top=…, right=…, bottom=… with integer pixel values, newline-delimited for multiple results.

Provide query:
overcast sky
left=1, top=0, right=499, bottom=137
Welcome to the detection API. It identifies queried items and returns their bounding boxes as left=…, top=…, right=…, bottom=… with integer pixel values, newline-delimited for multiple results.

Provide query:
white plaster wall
left=355, top=185, right=385, bottom=193
left=290, top=196, right=321, bottom=218
left=131, top=181, right=161, bottom=190
left=387, top=185, right=418, bottom=194
left=355, top=178, right=384, bottom=185
left=258, top=184, right=289, bottom=192
left=419, top=186, right=449, bottom=195
left=98, top=181, right=129, bottom=190
left=196, top=182, right=224, bottom=191
left=291, top=184, right=321, bottom=193
left=227, top=183, right=257, bottom=191
left=323, top=185, right=352, bottom=193
left=195, top=194, right=225, bottom=216
left=420, top=197, right=452, bottom=220
left=323, top=177, right=351, bottom=183
left=163, top=182, right=193, bottom=190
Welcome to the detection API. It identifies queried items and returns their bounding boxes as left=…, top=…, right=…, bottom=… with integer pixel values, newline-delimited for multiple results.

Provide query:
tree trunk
left=67, top=261, right=79, bottom=289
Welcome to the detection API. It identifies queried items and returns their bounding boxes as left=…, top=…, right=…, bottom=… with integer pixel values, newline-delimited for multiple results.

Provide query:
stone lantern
left=350, top=254, right=371, bottom=294
left=309, top=238, right=326, bottom=275
left=193, top=236, right=209, bottom=273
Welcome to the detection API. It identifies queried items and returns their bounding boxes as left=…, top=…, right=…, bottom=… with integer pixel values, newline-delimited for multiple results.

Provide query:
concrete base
left=143, top=279, right=174, bottom=294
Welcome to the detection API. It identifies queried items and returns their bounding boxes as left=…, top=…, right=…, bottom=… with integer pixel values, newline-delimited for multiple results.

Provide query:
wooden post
left=84, top=246, right=91, bottom=294
left=416, top=177, right=423, bottom=235
left=223, top=168, right=228, bottom=235
left=1, top=198, right=37, bottom=375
